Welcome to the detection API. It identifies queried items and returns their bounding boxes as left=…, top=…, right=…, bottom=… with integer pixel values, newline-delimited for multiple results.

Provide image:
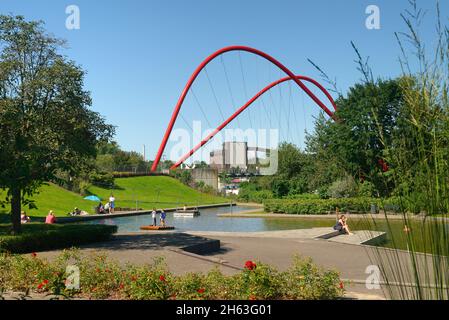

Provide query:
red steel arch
left=151, top=45, right=337, bottom=172
left=170, top=75, right=337, bottom=169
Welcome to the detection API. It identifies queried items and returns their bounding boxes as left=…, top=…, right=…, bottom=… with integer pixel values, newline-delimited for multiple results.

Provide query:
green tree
left=0, top=15, right=114, bottom=234
left=305, top=113, right=346, bottom=190
left=308, top=79, right=405, bottom=196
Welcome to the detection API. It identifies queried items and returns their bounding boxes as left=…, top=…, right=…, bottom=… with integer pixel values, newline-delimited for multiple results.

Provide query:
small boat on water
left=173, top=208, right=200, bottom=218
left=140, top=225, right=175, bottom=231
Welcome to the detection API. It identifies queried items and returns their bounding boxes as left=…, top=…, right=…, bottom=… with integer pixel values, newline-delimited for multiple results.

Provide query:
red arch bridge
left=150, top=45, right=337, bottom=172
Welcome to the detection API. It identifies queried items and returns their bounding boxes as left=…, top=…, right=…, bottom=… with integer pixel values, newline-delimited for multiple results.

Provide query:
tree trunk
left=11, top=187, right=22, bottom=235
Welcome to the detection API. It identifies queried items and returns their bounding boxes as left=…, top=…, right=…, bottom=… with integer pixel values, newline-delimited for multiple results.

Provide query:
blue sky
left=1, top=0, right=447, bottom=162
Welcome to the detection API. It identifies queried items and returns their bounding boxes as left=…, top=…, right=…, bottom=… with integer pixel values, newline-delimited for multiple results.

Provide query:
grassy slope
left=0, top=183, right=97, bottom=219
left=0, top=176, right=226, bottom=219
left=88, top=176, right=226, bottom=210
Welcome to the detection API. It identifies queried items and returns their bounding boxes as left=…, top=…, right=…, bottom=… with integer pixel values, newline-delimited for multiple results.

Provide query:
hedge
left=238, top=190, right=273, bottom=203
left=263, top=197, right=390, bottom=215
left=0, top=223, right=118, bottom=254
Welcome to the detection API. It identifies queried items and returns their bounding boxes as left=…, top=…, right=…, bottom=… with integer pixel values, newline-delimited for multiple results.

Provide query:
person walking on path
left=152, top=208, right=158, bottom=226
left=109, top=194, right=116, bottom=213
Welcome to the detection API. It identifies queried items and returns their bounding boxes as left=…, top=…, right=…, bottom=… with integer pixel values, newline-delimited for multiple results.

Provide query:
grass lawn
left=0, top=176, right=227, bottom=221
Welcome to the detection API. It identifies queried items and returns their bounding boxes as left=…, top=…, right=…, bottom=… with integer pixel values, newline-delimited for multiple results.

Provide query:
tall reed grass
left=362, top=0, right=449, bottom=299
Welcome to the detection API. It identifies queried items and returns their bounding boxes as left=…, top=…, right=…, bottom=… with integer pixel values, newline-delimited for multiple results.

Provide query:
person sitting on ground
left=333, top=213, right=353, bottom=235
left=45, top=210, right=57, bottom=224
left=151, top=208, right=157, bottom=226
left=20, top=211, right=31, bottom=224
left=160, top=209, right=166, bottom=227
left=97, top=202, right=105, bottom=214
left=104, top=202, right=110, bottom=214
left=68, top=207, right=81, bottom=216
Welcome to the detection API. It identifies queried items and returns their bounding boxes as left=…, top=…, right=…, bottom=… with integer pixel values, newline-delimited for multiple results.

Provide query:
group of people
left=95, top=195, right=116, bottom=214
left=18, top=194, right=117, bottom=226
left=151, top=208, right=167, bottom=227
left=20, top=210, right=56, bottom=224
left=68, top=207, right=89, bottom=216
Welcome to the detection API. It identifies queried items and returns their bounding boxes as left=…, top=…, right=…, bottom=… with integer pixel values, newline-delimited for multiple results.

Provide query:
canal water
left=83, top=206, right=321, bottom=233
left=84, top=205, right=449, bottom=253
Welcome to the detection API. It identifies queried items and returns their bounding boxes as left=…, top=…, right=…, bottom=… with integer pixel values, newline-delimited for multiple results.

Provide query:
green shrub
left=284, top=193, right=320, bottom=200
left=280, top=256, right=344, bottom=299
left=0, top=224, right=117, bottom=254
left=264, top=197, right=406, bottom=215
left=236, top=261, right=282, bottom=300
left=89, top=171, right=115, bottom=189
left=318, top=186, right=330, bottom=199
left=238, top=189, right=273, bottom=203
left=327, top=176, right=358, bottom=198
left=264, top=197, right=378, bottom=215
left=123, top=257, right=172, bottom=300
left=358, top=181, right=376, bottom=197
left=170, top=170, right=192, bottom=186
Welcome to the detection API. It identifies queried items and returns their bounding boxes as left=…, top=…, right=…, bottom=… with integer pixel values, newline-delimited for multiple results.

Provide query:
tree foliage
left=0, top=15, right=114, bottom=233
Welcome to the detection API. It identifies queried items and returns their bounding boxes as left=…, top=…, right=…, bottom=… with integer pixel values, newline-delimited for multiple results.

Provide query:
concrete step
left=328, top=230, right=387, bottom=245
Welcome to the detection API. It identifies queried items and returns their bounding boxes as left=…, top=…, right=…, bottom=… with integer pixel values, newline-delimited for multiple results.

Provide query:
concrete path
left=328, top=230, right=387, bottom=245
left=187, top=228, right=387, bottom=245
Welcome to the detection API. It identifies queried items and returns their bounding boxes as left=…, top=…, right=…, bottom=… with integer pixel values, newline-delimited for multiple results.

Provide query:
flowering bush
left=280, top=256, right=344, bottom=299
left=0, top=249, right=344, bottom=300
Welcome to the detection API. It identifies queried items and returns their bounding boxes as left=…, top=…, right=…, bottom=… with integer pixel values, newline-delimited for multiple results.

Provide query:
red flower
left=244, top=260, right=257, bottom=271
left=197, top=288, right=205, bottom=294
left=37, top=279, right=49, bottom=290
left=249, top=295, right=257, bottom=300
left=378, top=159, right=389, bottom=172
left=131, top=275, right=137, bottom=282
left=119, top=283, right=124, bottom=290
left=339, top=281, right=344, bottom=289
left=31, top=252, right=37, bottom=258
left=159, top=275, right=166, bottom=282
